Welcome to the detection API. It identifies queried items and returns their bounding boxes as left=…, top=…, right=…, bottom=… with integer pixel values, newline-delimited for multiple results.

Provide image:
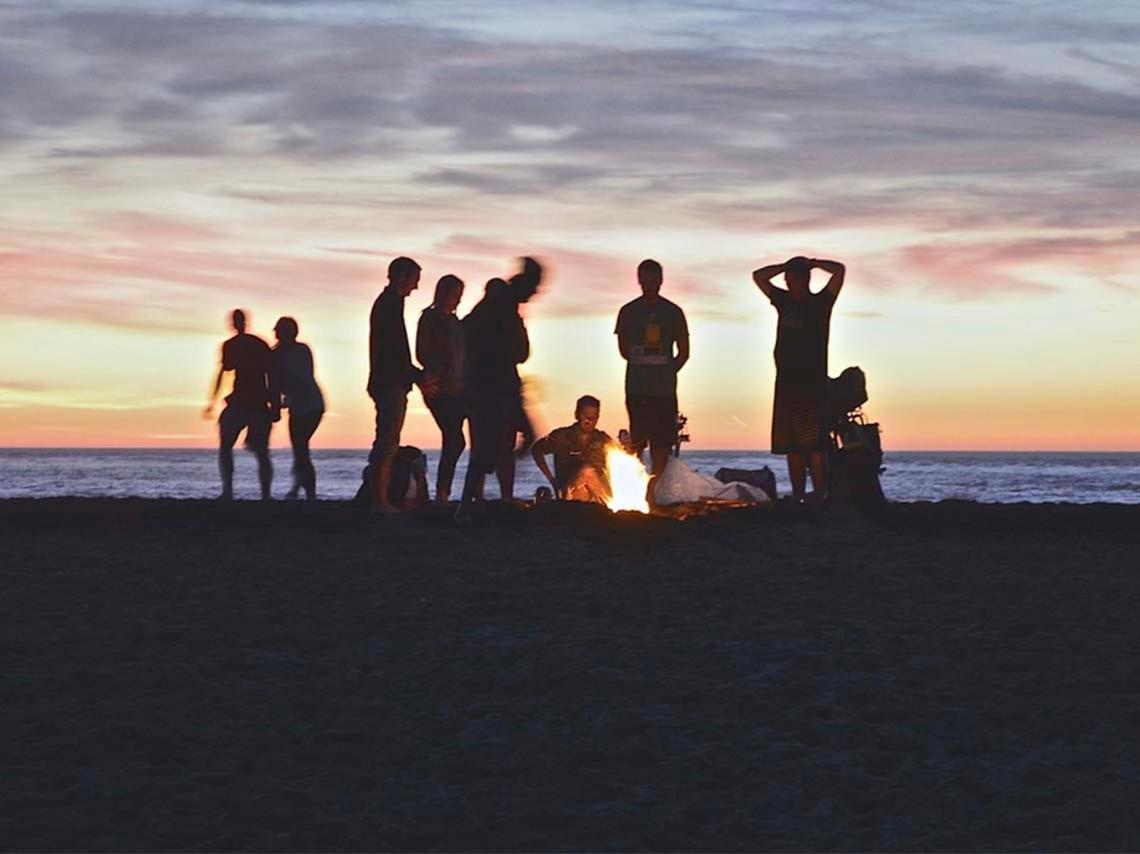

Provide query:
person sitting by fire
left=531, top=395, right=613, bottom=503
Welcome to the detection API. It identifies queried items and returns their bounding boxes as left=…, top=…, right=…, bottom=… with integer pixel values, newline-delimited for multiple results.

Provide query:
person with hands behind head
left=752, top=256, right=846, bottom=504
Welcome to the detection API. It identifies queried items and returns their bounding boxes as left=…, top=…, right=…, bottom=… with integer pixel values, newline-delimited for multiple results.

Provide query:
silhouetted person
left=456, top=257, right=544, bottom=522
left=753, top=256, right=846, bottom=502
left=532, top=395, right=613, bottom=504
left=615, top=259, right=689, bottom=476
left=271, top=316, right=325, bottom=500
left=416, top=274, right=467, bottom=503
left=204, top=308, right=275, bottom=500
left=484, top=277, right=538, bottom=462
left=367, top=256, right=436, bottom=515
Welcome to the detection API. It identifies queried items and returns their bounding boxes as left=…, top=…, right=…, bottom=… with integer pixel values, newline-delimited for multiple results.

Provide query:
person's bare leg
left=373, top=455, right=398, bottom=514
left=218, top=444, right=235, bottom=500
left=455, top=467, right=484, bottom=522
left=436, top=419, right=464, bottom=504
left=302, top=413, right=321, bottom=500
left=649, top=443, right=670, bottom=477
left=787, top=452, right=807, bottom=501
left=497, top=449, right=516, bottom=501
left=218, top=421, right=240, bottom=500
left=298, top=436, right=316, bottom=500
left=808, top=450, right=827, bottom=499
left=255, top=448, right=273, bottom=501
left=303, top=457, right=316, bottom=500
left=455, top=413, right=486, bottom=522
left=287, top=439, right=303, bottom=499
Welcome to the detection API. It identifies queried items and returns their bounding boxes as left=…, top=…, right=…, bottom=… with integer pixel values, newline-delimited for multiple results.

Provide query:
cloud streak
left=1, top=1, right=1138, bottom=322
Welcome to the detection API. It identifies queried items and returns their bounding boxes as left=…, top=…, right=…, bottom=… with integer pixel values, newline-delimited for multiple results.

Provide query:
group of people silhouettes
left=205, top=252, right=845, bottom=514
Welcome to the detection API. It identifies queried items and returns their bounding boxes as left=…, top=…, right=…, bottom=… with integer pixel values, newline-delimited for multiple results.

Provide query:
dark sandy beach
left=4, top=498, right=1139, bottom=851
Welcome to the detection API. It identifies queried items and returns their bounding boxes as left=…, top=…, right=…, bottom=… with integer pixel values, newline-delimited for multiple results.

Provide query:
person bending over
left=531, top=395, right=613, bottom=504
left=204, top=308, right=276, bottom=500
left=615, top=259, right=689, bottom=476
left=752, top=256, right=846, bottom=503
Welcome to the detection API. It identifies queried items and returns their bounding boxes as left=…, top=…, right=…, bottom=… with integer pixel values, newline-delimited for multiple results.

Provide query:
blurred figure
left=271, top=316, right=325, bottom=500
left=367, top=256, right=437, bottom=515
left=615, top=259, right=689, bottom=476
left=513, top=378, right=539, bottom=459
left=204, top=308, right=275, bottom=500
left=531, top=395, right=613, bottom=504
left=484, top=277, right=538, bottom=461
left=416, top=274, right=467, bottom=503
left=752, top=256, right=846, bottom=502
left=617, top=428, right=633, bottom=453
left=456, top=257, right=544, bottom=522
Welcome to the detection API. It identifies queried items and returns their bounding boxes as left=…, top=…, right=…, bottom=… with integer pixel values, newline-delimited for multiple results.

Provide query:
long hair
left=432, top=274, right=464, bottom=308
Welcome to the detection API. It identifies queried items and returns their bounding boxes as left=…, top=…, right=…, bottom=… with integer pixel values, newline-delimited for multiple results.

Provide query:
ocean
left=1, top=449, right=1138, bottom=503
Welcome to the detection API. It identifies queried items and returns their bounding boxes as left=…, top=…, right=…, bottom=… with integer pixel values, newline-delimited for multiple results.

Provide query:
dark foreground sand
left=4, top=498, right=1140, bottom=851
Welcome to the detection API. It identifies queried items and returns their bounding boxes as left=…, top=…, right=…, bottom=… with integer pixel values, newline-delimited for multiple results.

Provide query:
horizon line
left=2, top=446, right=1140, bottom=455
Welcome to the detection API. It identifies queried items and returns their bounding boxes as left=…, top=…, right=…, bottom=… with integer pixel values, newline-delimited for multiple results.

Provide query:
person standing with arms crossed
left=752, top=256, right=846, bottom=503
left=614, top=259, right=689, bottom=476
left=367, top=256, right=436, bottom=515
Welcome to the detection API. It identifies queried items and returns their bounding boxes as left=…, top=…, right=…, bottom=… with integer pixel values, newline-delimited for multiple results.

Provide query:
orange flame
left=604, top=444, right=651, bottom=513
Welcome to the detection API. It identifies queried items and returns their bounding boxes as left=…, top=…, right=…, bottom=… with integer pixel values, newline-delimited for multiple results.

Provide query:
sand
left=4, top=498, right=1140, bottom=851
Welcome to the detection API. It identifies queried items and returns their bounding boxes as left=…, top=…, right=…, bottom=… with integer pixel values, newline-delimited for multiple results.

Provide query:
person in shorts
left=752, top=256, right=846, bottom=502
left=367, top=256, right=436, bottom=515
left=614, top=259, right=689, bottom=476
left=204, top=308, right=276, bottom=500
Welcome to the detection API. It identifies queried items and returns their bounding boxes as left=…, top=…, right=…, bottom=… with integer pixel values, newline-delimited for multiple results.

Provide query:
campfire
left=604, top=445, right=651, bottom=513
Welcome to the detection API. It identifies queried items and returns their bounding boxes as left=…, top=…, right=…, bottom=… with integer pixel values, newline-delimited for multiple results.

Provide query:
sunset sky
left=1, top=0, right=1138, bottom=450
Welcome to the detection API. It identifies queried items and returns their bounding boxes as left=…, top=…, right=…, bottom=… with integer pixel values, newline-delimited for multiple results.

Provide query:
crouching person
left=531, top=395, right=613, bottom=503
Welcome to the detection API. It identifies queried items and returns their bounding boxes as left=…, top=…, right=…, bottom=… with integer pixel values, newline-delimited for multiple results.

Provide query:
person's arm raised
left=752, top=263, right=785, bottom=300
left=812, top=258, right=846, bottom=298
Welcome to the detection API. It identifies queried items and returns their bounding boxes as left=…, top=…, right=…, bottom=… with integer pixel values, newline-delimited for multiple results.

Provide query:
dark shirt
left=221, top=333, right=271, bottom=409
left=614, top=295, right=688, bottom=399
left=367, top=287, right=419, bottom=397
left=543, top=425, right=613, bottom=490
left=769, top=288, right=836, bottom=385
left=416, top=307, right=465, bottom=397
left=271, top=342, right=324, bottom=415
left=461, top=290, right=529, bottom=396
